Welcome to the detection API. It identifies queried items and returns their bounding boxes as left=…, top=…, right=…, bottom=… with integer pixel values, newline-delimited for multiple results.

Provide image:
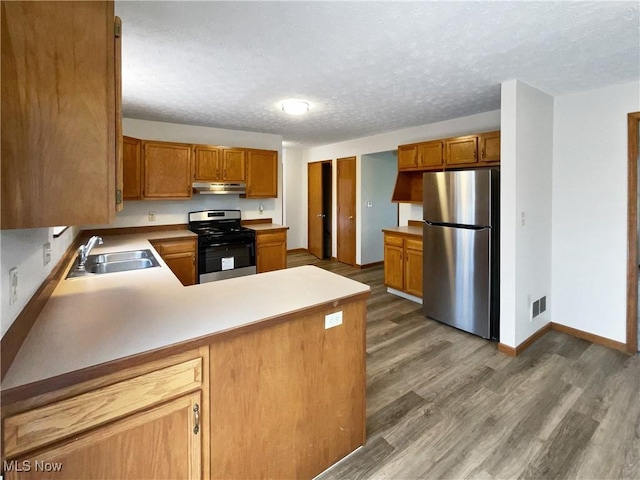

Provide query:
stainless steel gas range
left=188, top=210, right=256, bottom=283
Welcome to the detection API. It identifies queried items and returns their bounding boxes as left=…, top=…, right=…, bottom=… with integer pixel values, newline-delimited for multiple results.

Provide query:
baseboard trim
left=498, top=323, right=552, bottom=357
left=1, top=231, right=83, bottom=380
left=498, top=322, right=628, bottom=357
left=356, top=261, right=383, bottom=269
left=550, top=323, right=627, bottom=353
left=387, top=287, right=422, bottom=305
left=287, top=248, right=308, bottom=254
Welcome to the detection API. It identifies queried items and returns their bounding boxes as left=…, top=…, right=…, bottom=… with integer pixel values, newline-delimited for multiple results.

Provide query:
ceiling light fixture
left=280, top=99, right=310, bottom=116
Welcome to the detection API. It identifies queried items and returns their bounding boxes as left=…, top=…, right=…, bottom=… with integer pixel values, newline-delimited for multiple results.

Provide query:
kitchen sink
left=91, top=250, right=152, bottom=263
left=66, top=249, right=160, bottom=278
left=86, top=258, right=158, bottom=274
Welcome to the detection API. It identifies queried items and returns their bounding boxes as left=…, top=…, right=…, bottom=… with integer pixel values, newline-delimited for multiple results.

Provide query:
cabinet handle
left=216, top=169, right=220, bottom=177
left=193, top=404, right=200, bottom=434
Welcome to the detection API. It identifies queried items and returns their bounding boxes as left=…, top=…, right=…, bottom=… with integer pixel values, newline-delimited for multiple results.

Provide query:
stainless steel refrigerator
left=422, top=169, right=499, bottom=340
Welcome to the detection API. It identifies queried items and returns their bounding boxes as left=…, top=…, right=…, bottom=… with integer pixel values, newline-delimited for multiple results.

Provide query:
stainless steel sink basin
left=86, top=258, right=158, bottom=274
left=66, top=249, right=160, bottom=278
left=91, top=250, right=152, bottom=263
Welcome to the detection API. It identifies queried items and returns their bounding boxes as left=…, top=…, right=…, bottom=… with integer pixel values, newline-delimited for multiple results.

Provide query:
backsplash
left=83, top=197, right=280, bottom=230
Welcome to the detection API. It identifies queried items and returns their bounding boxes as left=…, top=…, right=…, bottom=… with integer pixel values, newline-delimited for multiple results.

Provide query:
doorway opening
left=308, top=160, right=332, bottom=260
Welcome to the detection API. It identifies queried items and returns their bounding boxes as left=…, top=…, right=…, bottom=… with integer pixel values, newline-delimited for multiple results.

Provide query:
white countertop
left=2, top=233, right=369, bottom=391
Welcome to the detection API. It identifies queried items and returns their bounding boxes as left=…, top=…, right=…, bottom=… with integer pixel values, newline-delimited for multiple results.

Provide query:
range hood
left=193, top=182, right=246, bottom=195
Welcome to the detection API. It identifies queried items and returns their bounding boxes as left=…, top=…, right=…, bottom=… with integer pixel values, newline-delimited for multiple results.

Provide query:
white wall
left=552, top=81, right=640, bottom=343
left=500, top=80, right=554, bottom=348
left=283, top=148, right=306, bottom=250
left=360, top=152, right=398, bottom=265
left=86, top=119, right=284, bottom=229
left=1, top=226, right=79, bottom=337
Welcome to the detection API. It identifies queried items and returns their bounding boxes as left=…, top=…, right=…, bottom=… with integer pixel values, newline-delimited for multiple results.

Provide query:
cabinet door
left=222, top=148, right=246, bottom=181
left=1, top=1, right=116, bottom=228
left=404, top=239, right=423, bottom=298
left=246, top=150, right=278, bottom=198
left=5, top=392, right=202, bottom=480
left=194, top=146, right=221, bottom=181
left=445, top=136, right=478, bottom=166
left=418, top=141, right=444, bottom=169
left=163, top=252, right=197, bottom=286
left=123, top=136, right=142, bottom=200
left=256, top=231, right=287, bottom=273
left=479, top=131, right=501, bottom=164
left=143, top=142, right=193, bottom=198
left=397, top=144, right=418, bottom=170
left=152, top=239, right=197, bottom=286
left=384, top=238, right=404, bottom=290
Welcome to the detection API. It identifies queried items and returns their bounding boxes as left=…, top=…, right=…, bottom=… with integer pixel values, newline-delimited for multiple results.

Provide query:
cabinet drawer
left=384, top=234, right=403, bottom=247
left=3, top=358, right=203, bottom=458
left=256, top=231, right=286, bottom=245
left=406, top=238, right=423, bottom=251
left=153, top=239, right=195, bottom=255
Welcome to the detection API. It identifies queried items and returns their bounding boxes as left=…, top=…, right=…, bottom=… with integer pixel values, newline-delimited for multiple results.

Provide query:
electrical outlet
left=367, top=201, right=373, bottom=208
left=148, top=212, right=156, bottom=222
left=43, top=242, right=52, bottom=266
left=9, top=267, right=18, bottom=305
left=325, top=311, right=343, bottom=329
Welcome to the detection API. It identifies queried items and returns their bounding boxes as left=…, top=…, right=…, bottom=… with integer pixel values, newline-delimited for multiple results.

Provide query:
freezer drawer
left=423, top=224, right=492, bottom=338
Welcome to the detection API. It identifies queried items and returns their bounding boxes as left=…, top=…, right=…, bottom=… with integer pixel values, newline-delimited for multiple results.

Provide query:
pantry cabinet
left=383, top=231, right=423, bottom=298
left=256, top=229, right=287, bottom=273
left=142, top=141, right=193, bottom=199
left=1, top=1, right=119, bottom=228
left=151, top=237, right=197, bottom=286
left=2, top=349, right=208, bottom=480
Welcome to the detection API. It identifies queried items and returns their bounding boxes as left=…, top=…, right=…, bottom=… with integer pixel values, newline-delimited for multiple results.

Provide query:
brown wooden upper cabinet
left=1, top=1, right=120, bottom=228
left=445, top=135, right=478, bottom=167
left=392, top=130, right=500, bottom=203
left=194, top=146, right=246, bottom=182
left=479, top=131, right=501, bottom=164
left=142, top=141, right=193, bottom=199
left=123, top=136, right=142, bottom=200
left=246, top=149, right=278, bottom=198
left=398, top=141, right=444, bottom=171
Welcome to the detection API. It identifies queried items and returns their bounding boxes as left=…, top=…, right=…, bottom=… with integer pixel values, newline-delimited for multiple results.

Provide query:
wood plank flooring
left=288, top=252, right=640, bottom=480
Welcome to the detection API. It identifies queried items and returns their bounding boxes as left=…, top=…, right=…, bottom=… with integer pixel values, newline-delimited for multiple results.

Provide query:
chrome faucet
left=77, top=236, right=103, bottom=269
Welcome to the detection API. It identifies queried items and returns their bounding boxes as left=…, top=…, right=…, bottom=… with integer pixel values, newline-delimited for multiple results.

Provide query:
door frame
left=626, top=112, right=640, bottom=353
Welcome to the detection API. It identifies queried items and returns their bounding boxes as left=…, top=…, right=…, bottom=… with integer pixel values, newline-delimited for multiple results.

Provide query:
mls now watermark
left=3, top=459, right=63, bottom=473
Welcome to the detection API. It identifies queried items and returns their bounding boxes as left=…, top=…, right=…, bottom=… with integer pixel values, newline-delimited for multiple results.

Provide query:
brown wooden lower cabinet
left=256, top=229, right=287, bottom=273
left=151, top=237, right=197, bottom=286
left=1, top=297, right=368, bottom=480
left=383, top=232, right=423, bottom=297
left=2, top=349, right=207, bottom=480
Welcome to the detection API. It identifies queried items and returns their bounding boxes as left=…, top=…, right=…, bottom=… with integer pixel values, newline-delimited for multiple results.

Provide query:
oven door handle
left=202, top=241, right=254, bottom=248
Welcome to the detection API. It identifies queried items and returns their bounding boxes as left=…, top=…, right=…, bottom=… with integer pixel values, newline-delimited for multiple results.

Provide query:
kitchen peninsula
left=1, top=232, right=369, bottom=479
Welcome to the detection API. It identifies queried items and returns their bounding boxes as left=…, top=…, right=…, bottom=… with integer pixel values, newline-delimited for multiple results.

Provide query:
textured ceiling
left=115, top=1, right=639, bottom=147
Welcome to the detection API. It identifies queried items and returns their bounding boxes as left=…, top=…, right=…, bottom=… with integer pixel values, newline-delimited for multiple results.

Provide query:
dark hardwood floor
left=288, top=252, right=640, bottom=480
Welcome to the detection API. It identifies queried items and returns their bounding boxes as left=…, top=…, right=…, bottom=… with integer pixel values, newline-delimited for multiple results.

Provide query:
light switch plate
left=325, top=311, right=343, bottom=329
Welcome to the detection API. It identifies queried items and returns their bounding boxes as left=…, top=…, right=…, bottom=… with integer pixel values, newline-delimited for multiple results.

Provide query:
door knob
left=349, top=216, right=353, bottom=220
